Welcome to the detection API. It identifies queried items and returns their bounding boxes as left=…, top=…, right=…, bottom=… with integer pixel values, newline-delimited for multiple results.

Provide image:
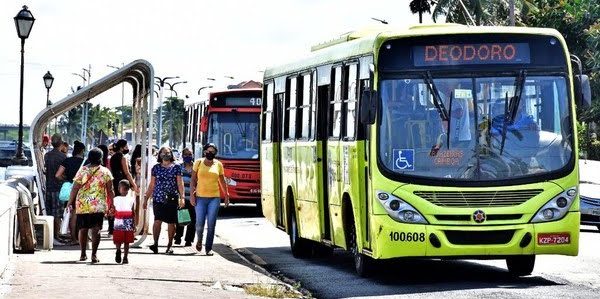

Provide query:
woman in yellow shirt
left=190, top=143, right=229, bottom=255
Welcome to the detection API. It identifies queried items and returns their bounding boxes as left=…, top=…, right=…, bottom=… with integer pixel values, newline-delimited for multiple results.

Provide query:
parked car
left=0, top=141, right=33, bottom=168
left=579, top=159, right=600, bottom=231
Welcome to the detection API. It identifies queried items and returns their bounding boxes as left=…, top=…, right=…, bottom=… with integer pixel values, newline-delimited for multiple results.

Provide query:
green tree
left=410, top=0, right=435, bottom=24
left=114, top=105, right=133, bottom=130
left=432, top=0, right=535, bottom=26
left=155, top=97, right=185, bottom=148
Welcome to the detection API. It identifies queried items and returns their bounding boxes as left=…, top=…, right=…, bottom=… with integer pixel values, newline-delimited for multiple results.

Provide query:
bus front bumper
left=371, top=212, right=580, bottom=259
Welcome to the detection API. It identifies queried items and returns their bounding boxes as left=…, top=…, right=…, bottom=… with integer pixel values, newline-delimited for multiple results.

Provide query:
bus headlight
left=531, top=187, right=577, bottom=223
left=375, top=190, right=428, bottom=224
left=224, top=177, right=237, bottom=186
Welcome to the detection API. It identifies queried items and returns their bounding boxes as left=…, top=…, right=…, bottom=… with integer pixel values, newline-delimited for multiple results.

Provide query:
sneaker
left=174, top=238, right=181, bottom=245
left=184, top=241, right=192, bottom=247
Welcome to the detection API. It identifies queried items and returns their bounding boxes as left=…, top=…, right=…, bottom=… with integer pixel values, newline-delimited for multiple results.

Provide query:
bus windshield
left=207, top=112, right=260, bottom=160
left=378, top=75, right=573, bottom=181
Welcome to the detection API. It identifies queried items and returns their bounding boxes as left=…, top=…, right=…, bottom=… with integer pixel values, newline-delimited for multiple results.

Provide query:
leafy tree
left=432, top=0, right=535, bottom=26
left=155, top=97, right=185, bottom=148
left=410, top=0, right=435, bottom=23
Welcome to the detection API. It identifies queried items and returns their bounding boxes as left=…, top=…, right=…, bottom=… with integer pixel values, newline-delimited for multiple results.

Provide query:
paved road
left=216, top=205, right=600, bottom=299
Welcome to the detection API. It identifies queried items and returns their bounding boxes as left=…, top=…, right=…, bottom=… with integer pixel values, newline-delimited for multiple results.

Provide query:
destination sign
left=413, top=43, right=531, bottom=66
left=212, top=96, right=262, bottom=107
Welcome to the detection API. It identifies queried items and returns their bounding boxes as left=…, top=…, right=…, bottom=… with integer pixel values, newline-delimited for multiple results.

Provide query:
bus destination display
left=413, top=43, right=531, bottom=66
left=212, top=96, right=262, bottom=107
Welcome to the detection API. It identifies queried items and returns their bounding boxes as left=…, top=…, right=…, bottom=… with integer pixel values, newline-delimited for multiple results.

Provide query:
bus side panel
left=296, top=141, right=322, bottom=241
left=260, top=142, right=278, bottom=226
left=328, top=141, right=345, bottom=247
left=281, top=142, right=298, bottom=225
left=341, top=141, right=367, bottom=251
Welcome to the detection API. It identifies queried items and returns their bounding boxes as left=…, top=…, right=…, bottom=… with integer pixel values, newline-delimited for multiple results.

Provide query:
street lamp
left=165, top=81, right=187, bottom=97
left=197, top=86, right=213, bottom=95
left=155, top=76, right=179, bottom=146
left=72, top=72, right=88, bottom=142
left=43, top=71, right=54, bottom=106
left=13, top=5, right=35, bottom=165
left=108, top=64, right=125, bottom=137
left=164, top=81, right=186, bottom=148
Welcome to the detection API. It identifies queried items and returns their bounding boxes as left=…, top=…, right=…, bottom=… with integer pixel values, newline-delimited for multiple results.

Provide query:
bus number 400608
left=389, top=232, right=425, bottom=242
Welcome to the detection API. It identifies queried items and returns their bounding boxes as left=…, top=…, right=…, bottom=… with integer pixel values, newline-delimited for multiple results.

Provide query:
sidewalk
left=1, top=223, right=291, bottom=298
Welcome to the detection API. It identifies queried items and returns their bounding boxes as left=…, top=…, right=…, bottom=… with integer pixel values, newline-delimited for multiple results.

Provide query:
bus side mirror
left=200, top=116, right=208, bottom=133
left=360, top=88, right=378, bottom=125
left=575, top=74, right=592, bottom=108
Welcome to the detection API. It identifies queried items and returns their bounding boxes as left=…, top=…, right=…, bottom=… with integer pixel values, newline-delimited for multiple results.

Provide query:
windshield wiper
left=499, top=70, right=527, bottom=155
left=425, top=72, right=451, bottom=149
left=231, top=109, right=247, bottom=138
left=425, top=72, right=449, bottom=122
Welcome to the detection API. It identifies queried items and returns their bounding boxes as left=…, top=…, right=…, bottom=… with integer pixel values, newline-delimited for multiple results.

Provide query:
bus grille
left=414, top=189, right=543, bottom=207
left=444, top=230, right=515, bottom=245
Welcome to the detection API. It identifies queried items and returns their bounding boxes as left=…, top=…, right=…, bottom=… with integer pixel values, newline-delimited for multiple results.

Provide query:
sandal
left=149, top=244, right=158, bottom=254
left=91, top=256, right=100, bottom=264
left=165, top=248, right=174, bottom=255
left=79, top=255, right=87, bottom=261
left=195, top=242, right=202, bottom=252
left=115, top=249, right=122, bottom=264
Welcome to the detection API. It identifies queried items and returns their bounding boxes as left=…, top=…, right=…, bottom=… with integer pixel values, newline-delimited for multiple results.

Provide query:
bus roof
left=208, top=88, right=262, bottom=98
left=264, top=24, right=564, bottom=80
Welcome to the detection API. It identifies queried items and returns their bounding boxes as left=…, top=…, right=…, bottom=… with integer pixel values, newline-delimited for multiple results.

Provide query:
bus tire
left=506, top=255, right=535, bottom=276
left=347, top=212, right=374, bottom=277
left=288, top=203, right=311, bottom=258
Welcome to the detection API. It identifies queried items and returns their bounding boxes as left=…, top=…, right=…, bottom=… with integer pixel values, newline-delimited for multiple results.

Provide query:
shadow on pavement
left=242, top=246, right=560, bottom=299
left=218, top=204, right=262, bottom=218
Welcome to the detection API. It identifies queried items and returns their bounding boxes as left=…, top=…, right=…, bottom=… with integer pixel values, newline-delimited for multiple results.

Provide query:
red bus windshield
left=207, top=111, right=260, bottom=160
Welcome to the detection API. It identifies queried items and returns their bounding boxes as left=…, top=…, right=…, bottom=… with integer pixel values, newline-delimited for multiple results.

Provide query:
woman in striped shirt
left=174, top=148, right=196, bottom=246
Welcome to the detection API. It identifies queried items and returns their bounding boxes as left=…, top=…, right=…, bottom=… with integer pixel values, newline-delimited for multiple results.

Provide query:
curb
left=215, top=234, right=313, bottom=298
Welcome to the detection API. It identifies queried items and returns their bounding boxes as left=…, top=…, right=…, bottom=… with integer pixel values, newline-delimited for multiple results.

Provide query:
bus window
left=285, top=77, right=297, bottom=140
left=262, top=84, right=274, bottom=142
left=345, top=64, right=358, bottom=139
left=330, top=67, right=343, bottom=139
left=300, top=73, right=311, bottom=139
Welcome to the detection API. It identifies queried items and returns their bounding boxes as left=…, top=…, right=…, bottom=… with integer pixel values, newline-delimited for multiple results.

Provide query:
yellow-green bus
left=260, top=24, right=591, bottom=277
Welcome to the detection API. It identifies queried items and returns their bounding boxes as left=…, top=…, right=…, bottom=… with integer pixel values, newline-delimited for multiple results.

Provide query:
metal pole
left=120, top=68, right=125, bottom=138
left=158, top=84, right=164, bottom=147
left=509, top=0, right=515, bottom=26
left=14, top=38, right=26, bottom=163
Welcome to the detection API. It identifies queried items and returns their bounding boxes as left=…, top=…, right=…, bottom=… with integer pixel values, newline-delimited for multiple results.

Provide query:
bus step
left=276, top=225, right=286, bottom=232
left=321, top=239, right=334, bottom=246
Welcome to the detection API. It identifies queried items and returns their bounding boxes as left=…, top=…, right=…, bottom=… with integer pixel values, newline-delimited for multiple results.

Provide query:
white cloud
left=0, top=0, right=434, bottom=124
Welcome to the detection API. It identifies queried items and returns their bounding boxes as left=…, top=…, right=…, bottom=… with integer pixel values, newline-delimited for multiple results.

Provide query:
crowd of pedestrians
left=41, top=133, right=229, bottom=263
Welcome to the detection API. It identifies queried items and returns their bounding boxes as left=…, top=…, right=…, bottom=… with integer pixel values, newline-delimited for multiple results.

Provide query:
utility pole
left=509, top=0, right=515, bottom=26
left=81, top=65, right=91, bottom=146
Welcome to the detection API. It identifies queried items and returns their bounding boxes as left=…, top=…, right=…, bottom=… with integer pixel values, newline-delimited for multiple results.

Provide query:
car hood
left=580, top=182, right=600, bottom=199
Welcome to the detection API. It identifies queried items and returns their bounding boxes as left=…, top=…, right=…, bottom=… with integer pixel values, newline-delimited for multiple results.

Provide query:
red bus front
left=203, top=89, right=262, bottom=205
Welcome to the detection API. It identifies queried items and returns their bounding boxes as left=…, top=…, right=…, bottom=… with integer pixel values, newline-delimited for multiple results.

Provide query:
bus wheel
left=348, top=216, right=374, bottom=277
left=313, top=243, right=333, bottom=258
left=289, top=206, right=311, bottom=258
left=506, top=255, right=535, bottom=277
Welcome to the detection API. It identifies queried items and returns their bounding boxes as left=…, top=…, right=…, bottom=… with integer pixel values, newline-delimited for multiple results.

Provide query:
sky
left=0, top=0, right=435, bottom=125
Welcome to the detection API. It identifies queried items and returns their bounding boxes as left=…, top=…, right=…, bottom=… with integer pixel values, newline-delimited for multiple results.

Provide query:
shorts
left=113, top=230, right=134, bottom=244
left=153, top=201, right=177, bottom=224
left=45, top=191, right=63, bottom=219
left=76, top=213, right=104, bottom=229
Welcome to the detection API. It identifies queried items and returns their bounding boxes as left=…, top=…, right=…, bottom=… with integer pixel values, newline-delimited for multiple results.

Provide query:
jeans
left=195, top=197, right=220, bottom=252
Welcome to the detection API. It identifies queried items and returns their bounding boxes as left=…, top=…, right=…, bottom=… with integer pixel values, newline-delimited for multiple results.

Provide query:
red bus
left=183, top=88, right=262, bottom=207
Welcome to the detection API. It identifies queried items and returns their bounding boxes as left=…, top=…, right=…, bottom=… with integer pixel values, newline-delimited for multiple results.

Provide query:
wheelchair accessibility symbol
left=393, top=149, right=415, bottom=171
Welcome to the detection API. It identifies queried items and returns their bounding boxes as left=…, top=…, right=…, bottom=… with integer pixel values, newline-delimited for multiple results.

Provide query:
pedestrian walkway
left=1, top=223, right=289, bottom=298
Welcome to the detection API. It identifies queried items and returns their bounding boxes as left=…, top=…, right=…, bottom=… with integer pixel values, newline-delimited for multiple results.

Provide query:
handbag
left=177, top=208, right=191, bottom=226
left=58, top=158, right=86, bottom=202
left=58, top=182, right=73, bottom=202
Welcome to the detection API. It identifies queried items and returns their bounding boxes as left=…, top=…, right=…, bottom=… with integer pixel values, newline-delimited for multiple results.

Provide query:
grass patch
left=243, top=283, right=302, bottom=298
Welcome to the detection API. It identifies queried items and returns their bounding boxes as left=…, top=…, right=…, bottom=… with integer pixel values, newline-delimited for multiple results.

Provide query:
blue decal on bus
left=393, top=149, right=415, bottom=171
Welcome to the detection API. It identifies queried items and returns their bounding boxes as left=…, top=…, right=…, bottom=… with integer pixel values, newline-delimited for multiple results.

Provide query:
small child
left=112, top=179, right=136, bottom=264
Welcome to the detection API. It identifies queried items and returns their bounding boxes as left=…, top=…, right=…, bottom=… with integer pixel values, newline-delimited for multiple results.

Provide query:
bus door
left=293, top=71, right=322, bottom=241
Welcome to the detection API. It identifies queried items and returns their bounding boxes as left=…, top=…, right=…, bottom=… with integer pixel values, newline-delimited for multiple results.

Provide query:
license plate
left=537, top=233, right=570, bottom=245
left=592, top=209, right=600, bottom=216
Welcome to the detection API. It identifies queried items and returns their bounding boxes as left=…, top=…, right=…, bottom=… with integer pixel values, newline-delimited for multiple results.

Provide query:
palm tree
left=410, top=0, right=435, bottom=23
left=158, top=97, right=185, bottom=148
left=432, top=0, right=535, bottom=26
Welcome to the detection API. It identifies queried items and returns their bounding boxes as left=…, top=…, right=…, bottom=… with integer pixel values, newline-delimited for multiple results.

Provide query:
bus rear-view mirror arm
left=571, top=54, right=592, bottom=108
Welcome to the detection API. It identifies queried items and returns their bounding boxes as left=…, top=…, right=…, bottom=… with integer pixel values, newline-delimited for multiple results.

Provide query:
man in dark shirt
left=44, top=133, right=67, bottom=244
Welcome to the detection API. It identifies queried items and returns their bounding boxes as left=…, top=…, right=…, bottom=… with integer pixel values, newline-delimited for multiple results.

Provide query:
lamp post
left=155, top=76, right=179, bottom=147
left=43, top=71, right=54, bottom=134
left=164, top=81, right=186, bottom=148
left=13, top=5, right=35, bottom=165
left=107, top=64, right=125, bottom=137
left=197, top=86, right=213, bottom=97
